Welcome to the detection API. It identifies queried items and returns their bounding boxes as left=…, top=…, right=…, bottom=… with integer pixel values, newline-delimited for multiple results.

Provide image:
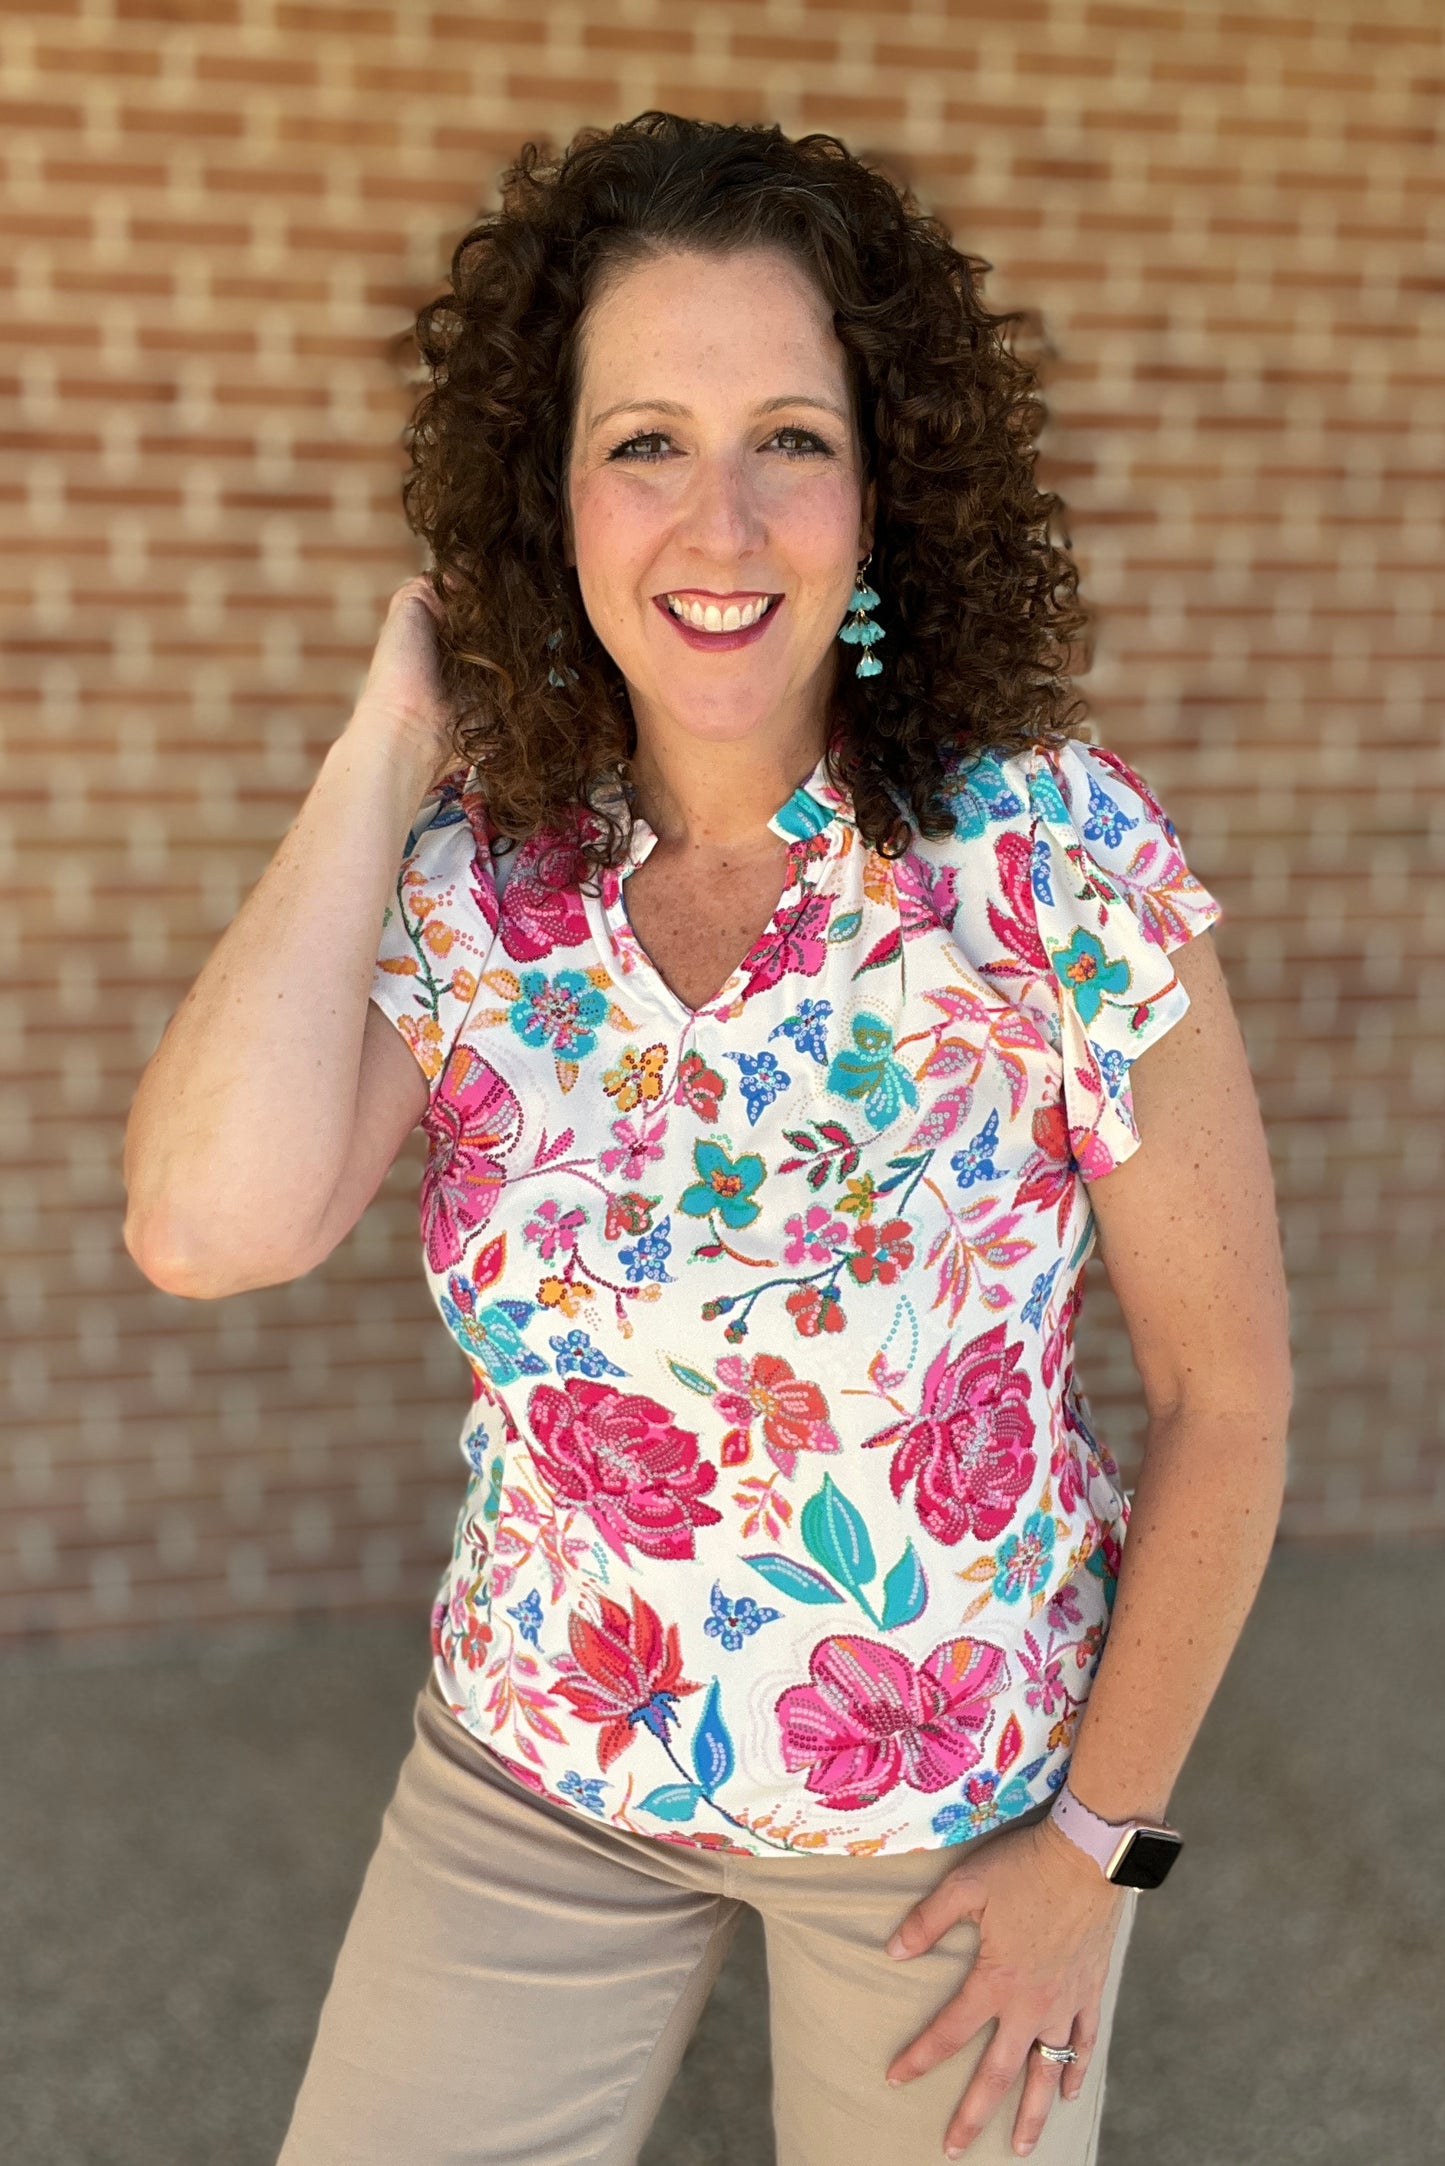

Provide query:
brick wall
left=3, top=0, right=1441, bottom=1644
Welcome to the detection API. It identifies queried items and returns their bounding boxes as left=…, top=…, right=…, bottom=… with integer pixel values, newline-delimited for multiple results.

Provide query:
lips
left=651, top=592, right=783, bottom=653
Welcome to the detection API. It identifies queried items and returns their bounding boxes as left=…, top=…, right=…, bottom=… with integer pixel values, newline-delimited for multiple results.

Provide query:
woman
left=123, top=115, right=1291, bottom=2166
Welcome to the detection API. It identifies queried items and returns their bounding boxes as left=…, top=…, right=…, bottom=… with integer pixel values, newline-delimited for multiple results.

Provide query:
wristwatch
left=1047, top=1778, right=1184, bottom=1889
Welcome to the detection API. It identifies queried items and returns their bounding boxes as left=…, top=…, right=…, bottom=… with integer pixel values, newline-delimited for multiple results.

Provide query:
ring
left=1034, top=2042, right=1078, bottom=2065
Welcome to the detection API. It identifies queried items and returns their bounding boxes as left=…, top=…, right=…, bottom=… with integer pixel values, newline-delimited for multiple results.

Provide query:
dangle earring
left=545, top=627, right=579, bottom=689
left=838, top=555, right=884, bottom=678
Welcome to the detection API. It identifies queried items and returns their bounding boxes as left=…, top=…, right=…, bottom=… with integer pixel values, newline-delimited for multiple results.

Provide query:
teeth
left=667, top=595, right=772, bottom=631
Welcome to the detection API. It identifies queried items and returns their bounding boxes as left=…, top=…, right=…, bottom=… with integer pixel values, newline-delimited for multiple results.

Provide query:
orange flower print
left=712, top=1353, right=841, bottom=1478
left=603, top=1042, right=669, bottom=1112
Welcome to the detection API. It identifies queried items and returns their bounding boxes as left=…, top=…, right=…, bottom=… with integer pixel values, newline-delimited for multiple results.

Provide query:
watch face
left=1109, top=1829, right=1184, bottom=1890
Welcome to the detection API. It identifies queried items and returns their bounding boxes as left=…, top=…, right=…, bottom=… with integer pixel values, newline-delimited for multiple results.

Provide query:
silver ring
left=1034, top=2042, right=1078, bottom=2065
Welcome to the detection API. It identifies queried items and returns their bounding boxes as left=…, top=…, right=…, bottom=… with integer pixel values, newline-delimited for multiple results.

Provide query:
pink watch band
left=1048, top=1778, right=1176, bottom=1879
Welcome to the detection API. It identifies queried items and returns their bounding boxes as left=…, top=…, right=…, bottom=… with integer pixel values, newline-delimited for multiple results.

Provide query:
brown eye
left=771, top=429, right=832, bottom=458
left=608, top=433, right=671, bottom=462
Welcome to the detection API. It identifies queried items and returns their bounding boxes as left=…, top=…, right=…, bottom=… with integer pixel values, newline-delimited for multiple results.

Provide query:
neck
left=626, top=710, right=830, bottom=853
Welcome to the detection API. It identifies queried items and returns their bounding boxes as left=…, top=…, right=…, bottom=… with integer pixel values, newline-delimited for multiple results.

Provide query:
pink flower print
left=782, top=1204, right=850, bottom=1268
left=494, top=832, right=591, bottom=961
left=775, top=1633, right=1009, bottom=1811
left=740, top=892, right=832, bottom=999
left=893, top=849, right=960, bottom=938
left=522, top=1198, right=586, bottom=1262
left=599, top=1112, right=668, bottom=1181
left=419, top=1045, right=523, bottom=1274
left=712, top=1352, right=841, bottom=1478
left=525, top=1379, right=723, bottom=1563
left=876, top=1322, right=1036, bottom=1547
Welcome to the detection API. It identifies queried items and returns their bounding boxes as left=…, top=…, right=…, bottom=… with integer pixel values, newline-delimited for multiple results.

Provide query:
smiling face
left=564, top=244, right=875, bottom=764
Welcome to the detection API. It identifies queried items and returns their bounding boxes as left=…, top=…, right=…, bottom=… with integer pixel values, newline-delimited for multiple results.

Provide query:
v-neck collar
left=598, top=751, right=854, bottom=879
left=593, top=753, right=855, bottom=1023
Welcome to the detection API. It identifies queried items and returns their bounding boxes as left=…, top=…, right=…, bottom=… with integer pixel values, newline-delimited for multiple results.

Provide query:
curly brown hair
left=400, top=111, right=1088, bottom=866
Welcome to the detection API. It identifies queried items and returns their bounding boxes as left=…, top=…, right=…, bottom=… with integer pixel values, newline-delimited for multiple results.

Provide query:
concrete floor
left=2, top=1543, right=1442, bottom=2166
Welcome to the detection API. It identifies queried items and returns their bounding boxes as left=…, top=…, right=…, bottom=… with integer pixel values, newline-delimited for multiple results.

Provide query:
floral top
left=369, top=736, right=1223, bottom=1857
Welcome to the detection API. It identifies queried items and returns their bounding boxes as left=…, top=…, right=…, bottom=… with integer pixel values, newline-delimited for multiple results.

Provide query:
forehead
left=573, top=245, right=846, bottom=419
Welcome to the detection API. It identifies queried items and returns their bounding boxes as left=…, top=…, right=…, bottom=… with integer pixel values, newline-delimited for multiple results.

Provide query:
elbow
left=122, top=1207, right=309, bottom=1300
left=123, top=1208, right=229, bottom=1298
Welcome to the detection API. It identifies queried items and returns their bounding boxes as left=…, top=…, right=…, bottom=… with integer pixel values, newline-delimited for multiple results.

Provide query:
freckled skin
left=562, top=245, right=874, bottom=1012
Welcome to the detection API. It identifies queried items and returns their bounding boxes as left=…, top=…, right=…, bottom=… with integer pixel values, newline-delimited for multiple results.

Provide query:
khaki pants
left=277, top=1670, right=1139, bottom=2166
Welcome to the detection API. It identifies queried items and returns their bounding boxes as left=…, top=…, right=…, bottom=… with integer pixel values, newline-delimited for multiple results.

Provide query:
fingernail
left=886, top=1933, right=908, bottom=1958
left=886, top=2076, right=903, bottom=2089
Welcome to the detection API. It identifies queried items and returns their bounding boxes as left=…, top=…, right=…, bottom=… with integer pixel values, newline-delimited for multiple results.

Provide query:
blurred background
left=2, top=2, right=1442, bottom=2162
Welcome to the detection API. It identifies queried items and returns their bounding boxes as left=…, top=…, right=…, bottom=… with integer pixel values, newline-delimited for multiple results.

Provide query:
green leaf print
left=800, top=1474, right=877, bottom=1606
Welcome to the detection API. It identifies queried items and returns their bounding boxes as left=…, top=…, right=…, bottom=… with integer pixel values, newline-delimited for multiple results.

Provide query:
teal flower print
left=1049, top=929, right=1131, bottom=1027
left=509, top=968, right=608, bottom=1060
left=932, top=1768, right=1038, bottom=1842
left=943, top=753, right=1025, bottom=840
left=679, top=1140, right=766, bottom=1229
left=440, top=1278, right=547, bottom=1386
left=992, top=1509, right=1056, bottom=1604
left=826, top=1013, right=918, bottom=1133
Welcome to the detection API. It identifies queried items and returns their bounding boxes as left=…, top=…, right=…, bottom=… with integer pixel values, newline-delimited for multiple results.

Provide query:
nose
left=677, top=448, right=768, bottom=570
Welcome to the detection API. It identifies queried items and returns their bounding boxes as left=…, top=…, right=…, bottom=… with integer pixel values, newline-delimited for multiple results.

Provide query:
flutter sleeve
left=369, top=763, right=497, bottom=1103
left=1026, top=738, right=1225, bottom=1179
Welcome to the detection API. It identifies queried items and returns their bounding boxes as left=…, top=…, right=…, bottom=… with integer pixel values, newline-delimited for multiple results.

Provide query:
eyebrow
left=585, top=394, right=850, bottom=433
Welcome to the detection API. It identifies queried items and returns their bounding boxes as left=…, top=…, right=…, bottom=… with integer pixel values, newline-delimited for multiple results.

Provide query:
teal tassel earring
left=838, top=556, right=884, bottom=678
left=545, top=627, right=579, bottom=689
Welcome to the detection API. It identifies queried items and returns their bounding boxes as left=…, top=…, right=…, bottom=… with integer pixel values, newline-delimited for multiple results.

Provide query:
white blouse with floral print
left=368, top=736, right=1223, bottom=1858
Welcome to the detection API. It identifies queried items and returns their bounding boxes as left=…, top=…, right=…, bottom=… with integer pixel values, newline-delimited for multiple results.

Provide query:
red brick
left=3, top=0, right=1442, bottom=1652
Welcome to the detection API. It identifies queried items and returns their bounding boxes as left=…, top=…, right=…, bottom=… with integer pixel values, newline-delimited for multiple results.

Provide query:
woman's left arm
left=884, top=928, right=1292, bottom=2157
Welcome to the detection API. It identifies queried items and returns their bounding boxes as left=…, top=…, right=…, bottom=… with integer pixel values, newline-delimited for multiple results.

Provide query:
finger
left=1058, top=2004, right=1099, bottom=2106
left=885, top=1866, right=985, bottom=1960
left=885, top=1981, right=998, bottom=2087
left=1008, top=2042, right=1068, bottom=2157
left=941, top=2026, right=1037, bottom=2160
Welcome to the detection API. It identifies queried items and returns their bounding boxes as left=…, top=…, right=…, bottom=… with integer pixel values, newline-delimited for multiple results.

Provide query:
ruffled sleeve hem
left=369, top=763, right=498, bottom=1103
left=1026, top=739, right=1224, bottom=1178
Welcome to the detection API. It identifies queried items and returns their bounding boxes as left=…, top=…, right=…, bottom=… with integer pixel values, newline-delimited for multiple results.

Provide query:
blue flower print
left=1081, top=770, right=1138, bottom=853
left=943, top=753, right=1025, bottom=841
left=1094, top=1044, right=1129, bottom=1101
left=770, top=998, right=833, bottom=1066
left=702, top=1582, right=781, bottom=1653
left=725, top=1049, right=791, bottom=1124
left=508, top=968, right=609, bottom=1061
left=932, top=1768, right=1038, bottom=1843
left=557, top=1770, right=610, bottom=1815
left=950, top=1107, right=1001, bottom=1190
left=1029, top=832, right=1054, bottom=907
left=618, top=1217, right=675, bottom=1284
left=992, top=1510, right=1057, bottom=1604
left=507, top=1589, right=543, bottom=1647
left=1021, top=1261, right=1061, bottom=1332
left=826, top=1013, right=919, bottom=1133
left=548, top=1328, right=627, bottom=1379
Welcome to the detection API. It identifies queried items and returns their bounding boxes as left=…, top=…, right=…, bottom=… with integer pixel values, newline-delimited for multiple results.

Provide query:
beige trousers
left=277, top=1670, right=1139, bottom=2166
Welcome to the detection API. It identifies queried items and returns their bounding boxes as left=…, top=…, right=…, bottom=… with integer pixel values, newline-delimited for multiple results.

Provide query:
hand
left=883, top=1814, right=1128, bottom=2159
left=348, top=573, right=461, bottom=794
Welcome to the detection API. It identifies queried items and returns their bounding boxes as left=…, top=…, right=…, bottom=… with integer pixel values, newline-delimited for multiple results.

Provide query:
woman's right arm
left=122, top=576, right=458, bottom=1300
